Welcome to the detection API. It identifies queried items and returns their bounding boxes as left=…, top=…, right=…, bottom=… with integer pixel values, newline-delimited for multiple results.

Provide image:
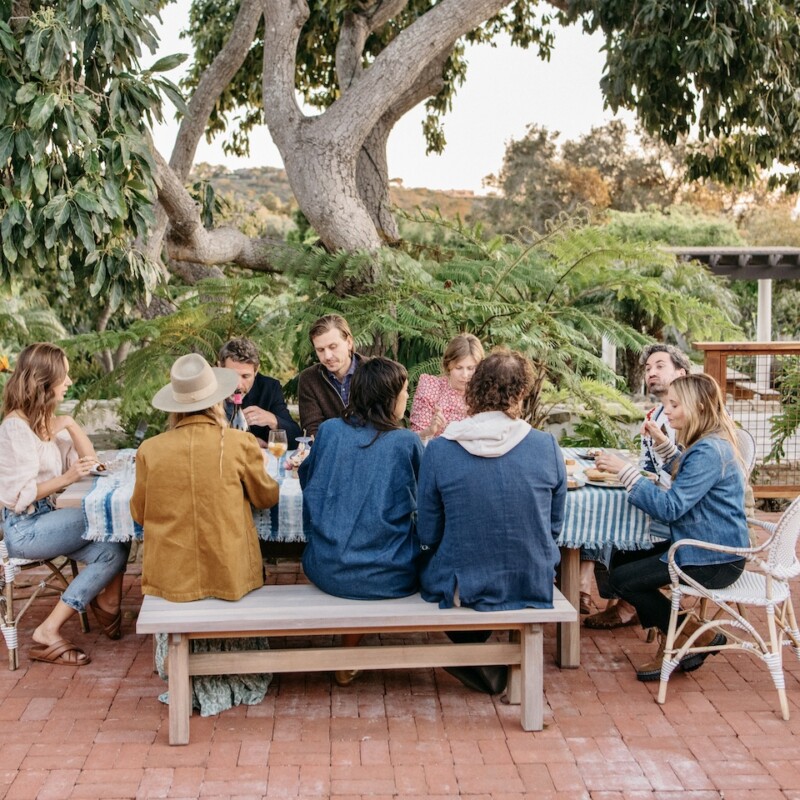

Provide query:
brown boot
left=675, top=617, right=727, bottom=673
left=635, top=633, right=668, bottom=682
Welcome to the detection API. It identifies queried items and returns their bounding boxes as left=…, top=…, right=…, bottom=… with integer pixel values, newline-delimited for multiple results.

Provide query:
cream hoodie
left=441, top=411, right=530, bottom=458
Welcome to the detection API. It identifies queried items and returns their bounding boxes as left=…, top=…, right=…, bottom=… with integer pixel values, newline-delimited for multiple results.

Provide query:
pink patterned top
left=410, top=374, right=468, bottom=437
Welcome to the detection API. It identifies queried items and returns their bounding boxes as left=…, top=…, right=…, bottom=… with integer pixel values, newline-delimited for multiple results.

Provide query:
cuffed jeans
left=608, top=540, right=745, bottom=633
left=2, top=500, right=129, bottom=614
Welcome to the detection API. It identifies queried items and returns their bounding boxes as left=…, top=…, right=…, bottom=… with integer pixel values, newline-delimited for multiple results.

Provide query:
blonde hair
left=167, top=403, right=228, bottom=430
left=669, top=375, right=745, bottom=476
left=309, top=314, right=353, bottom=346
left=2, top=343, right=68, bottom=439
left=442, top=333, right=484, bottom=375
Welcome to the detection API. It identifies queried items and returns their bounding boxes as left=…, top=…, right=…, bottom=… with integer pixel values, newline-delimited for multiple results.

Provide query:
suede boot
left=676, top=617, right=727, bottom=673
left=637, top=620, right=727, bottom=681
left=635, top=633, right=667, bottom=682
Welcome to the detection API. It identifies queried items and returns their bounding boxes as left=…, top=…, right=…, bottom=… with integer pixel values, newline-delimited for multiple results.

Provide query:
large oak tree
left=2, top=0, right=800, bottom=297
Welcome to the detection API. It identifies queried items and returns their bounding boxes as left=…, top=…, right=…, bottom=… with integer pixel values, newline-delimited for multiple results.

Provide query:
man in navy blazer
left=218, top=338, right=302, bottom=449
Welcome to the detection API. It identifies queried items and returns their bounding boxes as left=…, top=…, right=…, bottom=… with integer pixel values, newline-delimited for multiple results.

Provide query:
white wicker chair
left=656, top=496, right=800, bottom=720
left=0, top=530, right=89, bottom=670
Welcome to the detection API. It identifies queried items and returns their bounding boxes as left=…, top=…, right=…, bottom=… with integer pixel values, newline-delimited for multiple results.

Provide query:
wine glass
left=267, top=430, right=288, bottom=477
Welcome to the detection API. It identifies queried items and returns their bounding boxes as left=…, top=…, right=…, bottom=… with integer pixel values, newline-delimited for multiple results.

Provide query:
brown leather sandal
left=583, top=605, right=639, bottom=629
left=30, top=638, right=91, bottom=666
left=90, top=600, right=123, bottom=640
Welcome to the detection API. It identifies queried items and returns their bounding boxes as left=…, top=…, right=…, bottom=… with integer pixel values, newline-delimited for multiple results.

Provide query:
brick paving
left=1, top=512, right=799, bottom=799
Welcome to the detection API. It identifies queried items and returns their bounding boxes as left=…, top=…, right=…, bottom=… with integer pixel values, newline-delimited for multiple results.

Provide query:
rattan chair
left=0, top=529, right=89, bottom=670
left=656, top=496, right=800, bottom=720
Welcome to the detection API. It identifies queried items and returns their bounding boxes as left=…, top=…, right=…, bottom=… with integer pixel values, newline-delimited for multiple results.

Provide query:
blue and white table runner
left=80, top=447, right=654, bottom=551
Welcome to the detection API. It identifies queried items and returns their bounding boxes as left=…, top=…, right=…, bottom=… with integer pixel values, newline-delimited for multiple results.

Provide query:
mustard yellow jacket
left=130, top=415, right=279, bottom=601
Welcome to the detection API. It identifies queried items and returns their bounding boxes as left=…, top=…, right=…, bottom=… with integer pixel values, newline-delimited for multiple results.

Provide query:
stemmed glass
left=267, top=430, right=288, bottom=477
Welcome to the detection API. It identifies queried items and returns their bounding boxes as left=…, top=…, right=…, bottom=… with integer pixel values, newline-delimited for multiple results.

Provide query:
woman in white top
left=0, top=344, right=129, bottom=666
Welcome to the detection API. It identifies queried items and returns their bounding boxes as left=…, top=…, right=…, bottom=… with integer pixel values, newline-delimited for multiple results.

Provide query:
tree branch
left=262, top=0, right=309, bottom=150
left=169, top=0, right=266, bottom=180
left=357, top=53, right=450, bottom=239
left=335, top=0, right=411, bottom=90
left=321, top=0, right=511, bottom=146
left=155, top=151, right=283, bottom=272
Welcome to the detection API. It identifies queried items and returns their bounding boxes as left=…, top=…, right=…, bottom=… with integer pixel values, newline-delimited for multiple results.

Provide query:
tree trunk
left=357, top=119, right=399, bottom=243
left=282, top=135, right=386, bottom=253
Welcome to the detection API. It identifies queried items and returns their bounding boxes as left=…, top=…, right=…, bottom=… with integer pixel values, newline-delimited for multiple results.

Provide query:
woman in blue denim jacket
left=596, top=374, right=748, bottom=681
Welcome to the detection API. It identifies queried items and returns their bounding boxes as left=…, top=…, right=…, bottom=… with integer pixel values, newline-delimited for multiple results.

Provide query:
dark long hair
left=342, top=357, right=407, bottom=447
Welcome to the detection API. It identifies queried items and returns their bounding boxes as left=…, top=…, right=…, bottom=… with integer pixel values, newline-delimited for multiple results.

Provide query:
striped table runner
left=557, top=448, right=653, bottom=550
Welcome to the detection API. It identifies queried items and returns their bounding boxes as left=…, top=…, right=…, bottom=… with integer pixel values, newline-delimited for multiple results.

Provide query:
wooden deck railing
left=695, top=342, right=800, bottom=499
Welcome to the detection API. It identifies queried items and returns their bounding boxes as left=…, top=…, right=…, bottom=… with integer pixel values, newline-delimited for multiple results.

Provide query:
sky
left=149, top=3, right=635, bottom=194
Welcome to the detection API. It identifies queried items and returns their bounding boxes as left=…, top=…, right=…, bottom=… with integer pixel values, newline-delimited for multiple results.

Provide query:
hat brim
left=151, top=367, right=240, bottom=413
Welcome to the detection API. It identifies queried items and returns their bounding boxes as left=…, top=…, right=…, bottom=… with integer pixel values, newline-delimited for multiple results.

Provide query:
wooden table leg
left=168, top=633, right=191, bottom=745
left=556, top=546, right=580, bottom=668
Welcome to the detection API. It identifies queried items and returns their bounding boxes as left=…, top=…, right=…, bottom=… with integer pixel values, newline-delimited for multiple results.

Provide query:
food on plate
left=93, top=462, right=107, bottom=472
left=567, top=477, right=583, bottom=490
left=564, top=457, right=579, bottom=475
left=584, top=467, right=620, bottom=483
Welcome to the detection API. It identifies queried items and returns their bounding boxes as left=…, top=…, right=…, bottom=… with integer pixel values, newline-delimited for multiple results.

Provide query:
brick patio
left=1, top=514, right=799, bottom=799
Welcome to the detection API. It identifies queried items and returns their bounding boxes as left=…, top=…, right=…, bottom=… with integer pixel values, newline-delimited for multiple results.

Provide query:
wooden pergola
left=665, top=246, right=800, bottom=281
left=664, top=246, right=800, bottom=342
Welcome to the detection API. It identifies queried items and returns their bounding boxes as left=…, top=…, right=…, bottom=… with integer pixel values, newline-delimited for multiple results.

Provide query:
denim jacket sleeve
left=627, top=439, right=723, bottom=523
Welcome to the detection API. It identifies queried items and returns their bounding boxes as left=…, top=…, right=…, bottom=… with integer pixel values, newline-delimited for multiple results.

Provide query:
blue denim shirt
left=299, top=418, right=424, bottom=599
left=627, top=435, right=749, bottom=566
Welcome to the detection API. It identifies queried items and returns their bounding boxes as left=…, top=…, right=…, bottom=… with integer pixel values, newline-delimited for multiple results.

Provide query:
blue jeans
left=2, top=500, right=129, bottom=614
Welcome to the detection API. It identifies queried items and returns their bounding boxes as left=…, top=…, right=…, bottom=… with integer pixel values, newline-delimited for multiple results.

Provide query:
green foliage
left=559, top=414, right=635, bottom=449
left=480, top=124, right=608, bottom=237
left=65, top=215, right=744, bottom=443
left=0, top=282, right=67, bottom=394
left=268, top=215, right=741, bottom=432
left=0, top=283, right=67, bottom=350
left=767, top=361, right=800, bottom=463
left=63, top=273, right=298, bottom=438
left=605, top=206, right=744, bottom=247
left=479, top=121, right=693, bottom=238
left=565, top=0, right=800, bottom=189
left=0, top=0, right=182, bottom=311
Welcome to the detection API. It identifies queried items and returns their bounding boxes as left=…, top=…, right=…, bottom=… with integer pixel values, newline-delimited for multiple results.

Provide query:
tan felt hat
left=151, top=353, right=239, bottom=413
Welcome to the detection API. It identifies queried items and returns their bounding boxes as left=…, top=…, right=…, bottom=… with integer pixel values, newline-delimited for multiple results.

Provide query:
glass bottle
left=231, top=392, right=248, bottom=431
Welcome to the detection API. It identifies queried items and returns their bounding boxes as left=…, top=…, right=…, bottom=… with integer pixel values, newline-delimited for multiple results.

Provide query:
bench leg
left=519, top=623, right=543, bottom=731
left=168, top=634, right=191, bottom=746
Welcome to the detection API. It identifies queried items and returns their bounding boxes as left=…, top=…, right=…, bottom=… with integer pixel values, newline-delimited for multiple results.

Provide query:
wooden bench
left=136, top=583, right=577, bottom=745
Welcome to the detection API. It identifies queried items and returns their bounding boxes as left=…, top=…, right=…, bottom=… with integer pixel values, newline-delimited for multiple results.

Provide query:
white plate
left=89, top=466, right=109, bottom=476
left=585, top=479, right=625, bottom=489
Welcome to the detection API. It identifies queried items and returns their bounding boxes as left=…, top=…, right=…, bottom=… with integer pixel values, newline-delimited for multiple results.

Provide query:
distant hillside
left=189, top=164, right=484, bottom=235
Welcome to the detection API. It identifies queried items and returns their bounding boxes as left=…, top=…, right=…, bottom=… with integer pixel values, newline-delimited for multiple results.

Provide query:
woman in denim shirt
left=300, top=357, right=424, bottom=686
left=596, top=374, right=748, bottom=681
